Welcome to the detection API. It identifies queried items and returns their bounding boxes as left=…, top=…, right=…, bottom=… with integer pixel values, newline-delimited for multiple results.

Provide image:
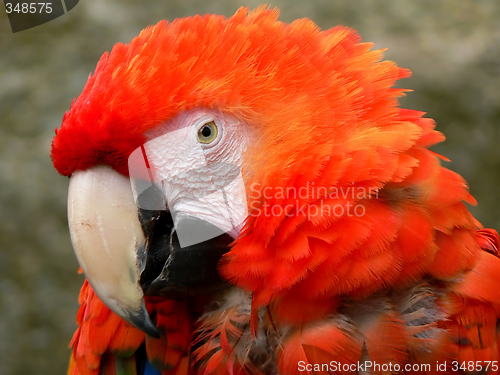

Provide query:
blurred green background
left=0, top=0, right=498, bottom=374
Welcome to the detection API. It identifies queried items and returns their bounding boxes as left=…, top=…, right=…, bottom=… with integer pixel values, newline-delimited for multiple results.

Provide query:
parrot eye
left=198, top=121, right=218, bottom=144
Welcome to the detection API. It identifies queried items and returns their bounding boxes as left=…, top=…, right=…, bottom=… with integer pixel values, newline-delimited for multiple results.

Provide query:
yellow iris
left=198, top=121, right=218, bottom=144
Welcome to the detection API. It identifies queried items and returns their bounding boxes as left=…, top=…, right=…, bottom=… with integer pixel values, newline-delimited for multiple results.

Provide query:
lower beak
left=67, top=165, right=232, bottom=337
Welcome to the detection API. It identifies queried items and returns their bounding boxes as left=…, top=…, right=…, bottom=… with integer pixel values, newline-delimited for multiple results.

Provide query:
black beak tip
left=124, top=304, right=161, bottom=339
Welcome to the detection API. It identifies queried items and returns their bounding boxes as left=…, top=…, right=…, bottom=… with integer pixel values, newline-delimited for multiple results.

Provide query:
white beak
left=67, top=165, right=159, bottom=337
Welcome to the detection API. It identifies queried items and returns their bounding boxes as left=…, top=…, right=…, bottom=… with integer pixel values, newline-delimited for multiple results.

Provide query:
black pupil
left=201, top=125, right=212, bottom=138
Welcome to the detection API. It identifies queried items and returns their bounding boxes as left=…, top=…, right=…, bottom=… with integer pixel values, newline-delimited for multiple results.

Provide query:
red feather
left=54, top=7, right=500, bottom=374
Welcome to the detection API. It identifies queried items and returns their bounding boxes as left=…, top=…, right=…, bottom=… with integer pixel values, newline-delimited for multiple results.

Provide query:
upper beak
left=68, top=165, right=160, bottom=337
left=67, top=164, right=233, bottom=337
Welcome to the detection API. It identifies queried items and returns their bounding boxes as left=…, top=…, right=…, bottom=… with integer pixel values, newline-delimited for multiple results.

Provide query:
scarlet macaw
left=51, top=7, right=500, bottom=375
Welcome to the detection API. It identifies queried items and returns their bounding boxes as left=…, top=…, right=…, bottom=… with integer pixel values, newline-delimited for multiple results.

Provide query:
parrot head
left=52, top=7, right=459, bottom=337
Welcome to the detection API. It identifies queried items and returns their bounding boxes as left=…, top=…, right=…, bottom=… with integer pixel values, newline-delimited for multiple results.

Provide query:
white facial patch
left=128, top=109, right=251, bottom=247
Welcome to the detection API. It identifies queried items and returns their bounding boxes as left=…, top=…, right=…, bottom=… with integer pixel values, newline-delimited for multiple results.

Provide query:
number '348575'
left=5, top=3, right=52, bottom=14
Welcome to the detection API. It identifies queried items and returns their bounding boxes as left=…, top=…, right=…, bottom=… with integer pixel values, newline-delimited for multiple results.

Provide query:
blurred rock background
left=0, top=0, right=498, bottom=374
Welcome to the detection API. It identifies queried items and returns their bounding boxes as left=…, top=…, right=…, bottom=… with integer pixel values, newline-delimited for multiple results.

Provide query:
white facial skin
left=137, top=109, right=254, bottom=240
